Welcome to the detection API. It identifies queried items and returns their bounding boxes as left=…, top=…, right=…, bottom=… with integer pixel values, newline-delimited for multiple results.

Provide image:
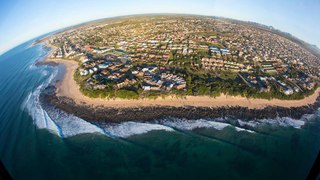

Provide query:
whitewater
left=1, top=33, right=320, bottom=180
left=21, top=61, right=316, bottom=138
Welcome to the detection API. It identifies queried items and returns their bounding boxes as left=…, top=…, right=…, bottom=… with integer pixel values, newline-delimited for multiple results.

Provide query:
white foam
left=41, top=70, right=49, bottom=76
left=300, top=113, right=316, bottom=121
left=103, top=122, right=174, bottom=138
left=234, top=127, right=255, bottom=133
left=22, top=63, right=316, bottom=138
left=238, top=116, right=306, bottom=129
left=22, top=67, right=109, bottom=137
left=22, top=72, right=61, bottom=136
left=44, top=108, right=106, bottom=138
left=23, top=68, right=173, bottom=138
left=159, top=118, right=256, bottom=133
left=237, top=120, right=259, bottom=128
left=23, top=47, right=179, bottom=138
left=159, top=118, right=230, bottom=130
left=258, top=117, right=305, bottom=129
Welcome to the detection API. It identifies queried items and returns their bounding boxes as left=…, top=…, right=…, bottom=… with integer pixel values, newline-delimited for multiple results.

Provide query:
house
left=93, top=84, right=106, bottom=90
left=98, top=62, right=110, bottom=69
left=143, top=86, right=151, bottom=91
left=80, top=69, right=89, bottom=76
left=150, top=86, right=161, bottom=91
left=82, top=58, right=90, bottom=63
left=156, top=80, right=163, bottom=86
left=132, top=71, right=139, bottom=75
left=166, top=83, right=174, bottom=91
left=176, top=84, right=186, bottom=90
left=283, top=88, right=293, bottom=95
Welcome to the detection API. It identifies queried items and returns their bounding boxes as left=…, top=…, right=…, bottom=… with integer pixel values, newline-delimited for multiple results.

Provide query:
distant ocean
left=0, top=38, right=320, bottom=179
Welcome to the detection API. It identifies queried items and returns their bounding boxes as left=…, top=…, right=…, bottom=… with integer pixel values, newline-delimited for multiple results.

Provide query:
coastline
left=42, top=55, right=320, bottom=110
left=41, top=85, right=320, bottom=123
left=37, top=55, right=320, bottom=123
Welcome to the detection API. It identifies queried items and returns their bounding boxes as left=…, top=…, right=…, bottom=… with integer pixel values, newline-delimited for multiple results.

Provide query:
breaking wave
left=22, top=68, right=107, bottom=138
left=22, top=66, right=318, bottom=138
left=237, top=113, right=316, bottom=129
left=22, top=67, right=175, bottom=138
left=22, top=69, right=61, bottom=135
left=159, top=118, right=229, bottom=130
left=102, top=122, right=174, bottom=138
left=157, top=118, right=256, bottom=133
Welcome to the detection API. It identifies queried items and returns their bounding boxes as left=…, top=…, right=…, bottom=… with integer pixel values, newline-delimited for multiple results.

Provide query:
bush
left=115, top=89, right=139, bottom=99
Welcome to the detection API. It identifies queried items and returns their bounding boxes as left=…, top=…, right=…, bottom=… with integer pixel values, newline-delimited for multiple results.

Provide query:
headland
left=36, top=15, right=320, bottom=122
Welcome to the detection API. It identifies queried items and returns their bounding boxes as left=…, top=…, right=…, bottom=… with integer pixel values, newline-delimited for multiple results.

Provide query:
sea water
left=0, top=39, right=320, bottom=179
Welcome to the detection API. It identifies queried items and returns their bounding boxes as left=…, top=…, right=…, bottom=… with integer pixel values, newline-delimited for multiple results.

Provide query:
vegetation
left=74, top=66, right=316, bottom=100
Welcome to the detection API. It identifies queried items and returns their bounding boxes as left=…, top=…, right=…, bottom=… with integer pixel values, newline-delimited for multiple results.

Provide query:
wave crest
left=22, top=66, right=317, bottom=138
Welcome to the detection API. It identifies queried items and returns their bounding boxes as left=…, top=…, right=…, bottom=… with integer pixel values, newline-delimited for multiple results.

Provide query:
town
left=47, top=16, right=320, bottom=99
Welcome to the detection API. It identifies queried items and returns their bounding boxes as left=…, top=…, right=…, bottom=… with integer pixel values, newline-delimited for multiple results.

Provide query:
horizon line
left=1, top=13, right=319, bottom=57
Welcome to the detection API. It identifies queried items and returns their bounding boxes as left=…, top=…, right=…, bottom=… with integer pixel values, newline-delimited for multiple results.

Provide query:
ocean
left=0, top=39, right=319, bottom=179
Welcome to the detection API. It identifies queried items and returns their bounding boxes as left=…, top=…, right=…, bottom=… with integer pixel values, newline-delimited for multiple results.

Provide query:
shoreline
left=38, top=55, right=320, bottom=123
left=42, top=55, right=320, bottom=110
left=40, top=85, right=320, bottom=123
left=32, top=42, right=320, bottom=123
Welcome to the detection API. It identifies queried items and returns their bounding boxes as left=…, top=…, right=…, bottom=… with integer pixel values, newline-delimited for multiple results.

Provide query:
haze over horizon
left=1, top=0, right=319, bottom=55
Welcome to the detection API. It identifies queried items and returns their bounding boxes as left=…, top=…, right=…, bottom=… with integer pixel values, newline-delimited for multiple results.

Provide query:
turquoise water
left=0, top=40, right=320, bottom=179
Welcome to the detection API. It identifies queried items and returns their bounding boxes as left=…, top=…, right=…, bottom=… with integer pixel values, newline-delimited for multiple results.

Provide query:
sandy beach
left=42, top=56, right=320, bottom=110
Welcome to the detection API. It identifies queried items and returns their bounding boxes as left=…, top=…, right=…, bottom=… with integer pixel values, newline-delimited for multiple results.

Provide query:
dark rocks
left=40, top=86, right=320, bottom=124
left=35, top=60, right=59, bottom=66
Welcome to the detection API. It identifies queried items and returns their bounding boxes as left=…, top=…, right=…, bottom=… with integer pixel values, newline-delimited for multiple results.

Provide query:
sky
left=0, top=0, right=320, bottom=55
